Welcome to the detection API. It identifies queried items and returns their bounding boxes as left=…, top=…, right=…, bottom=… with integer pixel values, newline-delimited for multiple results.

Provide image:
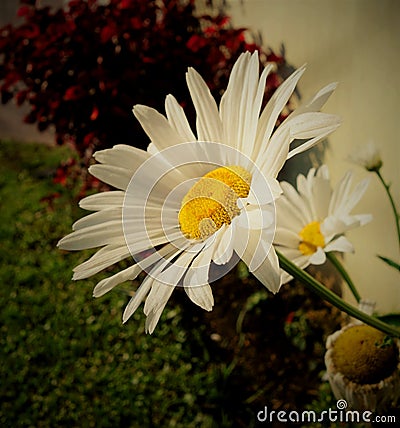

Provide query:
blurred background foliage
left=0, top=0, right=288, bottom=184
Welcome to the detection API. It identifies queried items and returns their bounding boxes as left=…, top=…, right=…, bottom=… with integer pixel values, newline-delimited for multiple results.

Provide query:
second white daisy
left=274, top=165, right=372, bottom=281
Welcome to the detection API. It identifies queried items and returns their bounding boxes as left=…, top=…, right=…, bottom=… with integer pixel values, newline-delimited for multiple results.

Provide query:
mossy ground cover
left=0, top=140, right=343, bottom=427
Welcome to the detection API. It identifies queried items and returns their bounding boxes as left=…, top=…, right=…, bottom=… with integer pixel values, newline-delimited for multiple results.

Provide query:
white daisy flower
left=274, top=165, right=372, bottom=282
left=58, top=51, right=341, bottom=333
left=348, top=140, right=382, bottom=172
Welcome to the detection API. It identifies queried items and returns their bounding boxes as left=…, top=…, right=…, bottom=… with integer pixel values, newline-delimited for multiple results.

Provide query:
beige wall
left=228, top=0, right=400, bottom=313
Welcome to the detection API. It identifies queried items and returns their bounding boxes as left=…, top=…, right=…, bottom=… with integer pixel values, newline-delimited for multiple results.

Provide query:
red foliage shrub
left=0, top=0, right=287, bottom=172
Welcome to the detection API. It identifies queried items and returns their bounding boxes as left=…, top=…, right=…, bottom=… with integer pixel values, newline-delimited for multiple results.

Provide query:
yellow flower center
left=298, top=221, right=325, bottom=255
left=178, top=165, right=252, bottom=240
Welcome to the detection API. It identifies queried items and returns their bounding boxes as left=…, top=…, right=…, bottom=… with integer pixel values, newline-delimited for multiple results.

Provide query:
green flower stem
left=326, top=252, right=361, bottom=303
left=277, top=251, right=400, bottom=337
left=375, top=169, right=400, bottom=250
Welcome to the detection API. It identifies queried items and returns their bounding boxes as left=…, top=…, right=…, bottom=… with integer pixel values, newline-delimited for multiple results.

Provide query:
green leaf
left=378, top=314, right=400, bottom=327
left=377, top=255, right=400, bottom=271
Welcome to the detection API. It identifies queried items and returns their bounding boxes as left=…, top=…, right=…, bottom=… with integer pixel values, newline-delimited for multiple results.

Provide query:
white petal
left=341, top=177, right=370, bottom=215
left=72, top=208, right=121, bottom=231
left=183, top=236, right=215, bottom=288
left=329, top=172, right=371, bottom=219
left=93, top=264, right=142, bottom=297
left=186, top=67, right=222, bottom=142
left=258, top=125, right=290, bottom=178
left=89, top=164, right=132, bottom=190
left=213, top=224, right=235, bottom=265
left=220, top=51, right=265, bottom=155
left=140, top=245, right=184, bottom=282
left=316, top=164, right=330, bottom=180
left=247, top=62, right=274, bottom=159
left=268, top=111, right=341, bottom=166
left=253, top=247, right=282, bottom=293
left=309, top=247, right=326, bottom=265
left=254, top=64, right=306, bottom=161
left=147, top=142, right=158, bottom=155
left=184, top=283, right=214, bottom=311
left=165, top=94, right=196, bottom=142
left=72, top=245, right=131, bottom=279
left=133, top=105, right=185, bottom=151
left=145, top=299, right=171, bottom=334
left=122, top=275, right=153, bottom=323
left=275, top=196, right=306, bottom=232
left=246, top=173, right=281, bottom=206
left=325, top=236, right=354, bottom=253
left=287, top=116, right=341, bottom=159
left=143, top=245, right=203, bottom=315
left=310, top=171, right=332, bottom=220
left=233, top=227, right=278, bottom=292
left=125, top=230, right=185, bottom=255
left=274, top=227, right=300, bottom=248
left=143, top=279, right=175, bottom=317
left=93, top=144, right=150, bottom=172
left=280, top=181, right=312, bottom=224
left=289, top=82, right=338, bottom=118
left=321, top=216, right=342, bottom=241
left=157, top=244, right=204, bottom=286
left=142, top=257, right=177, bottom=316
left=329, top=170, right=352, bottom=215
left=296, top=172, right=312, bottom=200
left=220, top=52, right=251, bottom=150
left=354, top=213, right=373, bottom=226
left=237, top=204, right=275, bottom=230
left=79, top=191, right=125, bottom=211
left=285, top=112, right=340, bottom=140
left=58, top=220, right=124, bottom=250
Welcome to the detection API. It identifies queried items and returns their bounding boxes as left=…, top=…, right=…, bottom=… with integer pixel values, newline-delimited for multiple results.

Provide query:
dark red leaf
left=90, top=106, right=99, bottom=121
left=17, top=5, right=32, bottom=17
left=100, top=24, right=116, bottom=43
left=16, top=90, right=29, bottom=106
left=64, top=86, right=85, bottom=101
left=186, top=35, right=207, bottom=52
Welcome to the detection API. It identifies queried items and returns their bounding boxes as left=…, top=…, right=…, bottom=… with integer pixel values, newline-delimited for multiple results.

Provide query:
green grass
left=0, top=140, right=231, bottom=428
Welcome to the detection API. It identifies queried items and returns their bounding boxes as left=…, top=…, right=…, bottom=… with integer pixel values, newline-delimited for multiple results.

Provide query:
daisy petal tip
left=57, top=236, right=74, bottom=251
left=132, top=104, right=148, bottom=117
left=299, top=62, right=307, bottom=71
left=334, top=115, right=343, bottom=126
left=267, top=278, right=282, bottom=294
left=92, top=284, right=106, bottom=298
left=122, top=311, right=131, bottom=324
left=203, top=301, right=214, bottom=312
left=200, top=295, right=214, bottom=312
left=145, top=317, right=158, bottom=335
